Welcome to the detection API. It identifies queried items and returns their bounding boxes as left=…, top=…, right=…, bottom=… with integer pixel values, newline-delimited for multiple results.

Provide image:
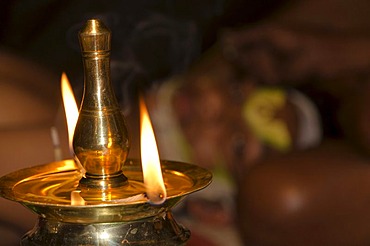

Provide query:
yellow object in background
left=243, top=88, right=291, bottom=151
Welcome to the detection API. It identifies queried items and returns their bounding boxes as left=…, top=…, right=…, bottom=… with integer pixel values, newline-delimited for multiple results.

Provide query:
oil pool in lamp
left=0, top=18, right=212, bottom=245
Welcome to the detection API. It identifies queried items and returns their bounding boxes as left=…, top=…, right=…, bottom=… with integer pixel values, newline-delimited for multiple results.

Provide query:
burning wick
left=61, top=72, right=86, bottom=177
left=140, top=96, right=167, bottom=205
left=61, top=72, right=78, bottom=156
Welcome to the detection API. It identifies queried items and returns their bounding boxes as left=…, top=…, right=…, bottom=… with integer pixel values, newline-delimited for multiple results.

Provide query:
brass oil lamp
left=0, top=19, right=211, bottom=245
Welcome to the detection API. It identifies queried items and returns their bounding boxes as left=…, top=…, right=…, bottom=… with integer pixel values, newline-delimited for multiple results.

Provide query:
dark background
left=0, top=0, right=288, bottom=87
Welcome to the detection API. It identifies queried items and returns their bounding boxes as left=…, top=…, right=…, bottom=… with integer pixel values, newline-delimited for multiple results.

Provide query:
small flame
left=61, top=73, right=79, bottom=154
left=71, top=190, right=86, bottom=206
left=140, top=96, right=167, bottom=204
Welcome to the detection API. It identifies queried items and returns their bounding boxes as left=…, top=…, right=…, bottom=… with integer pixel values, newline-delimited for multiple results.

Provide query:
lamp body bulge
left=73, top=19, right=130, bottom=190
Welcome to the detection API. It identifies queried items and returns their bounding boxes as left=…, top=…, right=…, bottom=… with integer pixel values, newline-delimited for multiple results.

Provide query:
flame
left=61, top=73, right=79, bottom=154
left=61, top=73, right=86, bottom=206
left=140, top=96, right=167, bottom=204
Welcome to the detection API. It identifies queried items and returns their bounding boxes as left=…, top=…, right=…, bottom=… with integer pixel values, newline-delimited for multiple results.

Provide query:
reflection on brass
left=73, top=19, right=130, bottom=194
left=20, top=212, right=190, bottom=245
left=0, top=159, right=212, bottom=222
left=0, top=159, right=212, bottom=244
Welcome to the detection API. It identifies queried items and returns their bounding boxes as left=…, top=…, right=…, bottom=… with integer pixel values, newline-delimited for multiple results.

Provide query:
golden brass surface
left=73, top=19, right=130, bottom=193
left=21, top=212, right=191, bottom=245
left=0, top=159, right=212, bottom=223
left=0, top=159, right=211, bottom=245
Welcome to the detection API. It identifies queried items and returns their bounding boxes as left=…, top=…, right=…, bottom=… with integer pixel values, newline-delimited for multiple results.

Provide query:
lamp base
left=21, top=211, right=190, bottom=246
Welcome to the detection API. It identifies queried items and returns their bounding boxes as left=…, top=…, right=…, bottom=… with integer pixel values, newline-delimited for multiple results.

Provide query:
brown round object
left=238, top=140, right=370, bottom=245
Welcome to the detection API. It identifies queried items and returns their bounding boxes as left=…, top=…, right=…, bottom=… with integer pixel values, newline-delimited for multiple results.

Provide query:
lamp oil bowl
left=0, top=19, right=212, bottom=245
left=0, top=159, right=211, bottom=245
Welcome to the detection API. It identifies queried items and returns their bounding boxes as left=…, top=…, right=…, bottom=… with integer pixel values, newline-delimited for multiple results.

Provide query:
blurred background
left=0, top=0, right=370, bottom=245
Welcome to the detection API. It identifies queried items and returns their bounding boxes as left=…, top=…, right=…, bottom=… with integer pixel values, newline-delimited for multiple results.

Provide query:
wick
left=145, top=192, right=166, bottom=205
left=50, top=126, right=62, bottom=161
left=110, top=193, right=147, bottom=203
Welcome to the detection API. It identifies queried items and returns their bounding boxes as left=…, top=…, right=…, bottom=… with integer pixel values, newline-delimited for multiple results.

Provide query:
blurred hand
left=221, top=24, right=370, bottom=84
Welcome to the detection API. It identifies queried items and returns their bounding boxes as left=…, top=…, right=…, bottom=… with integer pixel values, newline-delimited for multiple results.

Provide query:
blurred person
left=153, top=0, right=370, bottom=245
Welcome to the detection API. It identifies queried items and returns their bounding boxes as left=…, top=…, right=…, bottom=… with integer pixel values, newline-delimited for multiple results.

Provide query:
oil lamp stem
left=73, top=19, right=130, bottom=194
